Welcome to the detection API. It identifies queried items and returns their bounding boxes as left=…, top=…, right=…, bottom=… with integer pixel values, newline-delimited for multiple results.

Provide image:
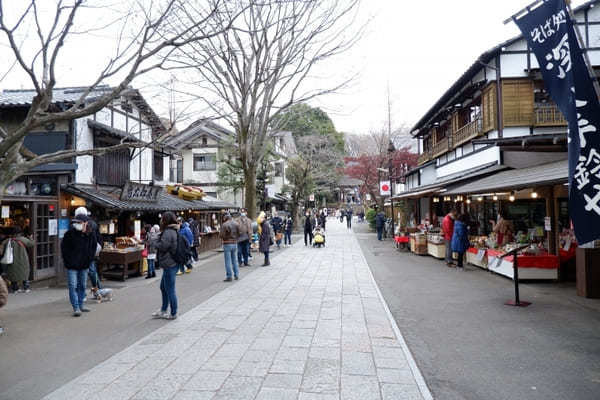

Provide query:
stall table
left=467, top=248, right=488, bottom=269
left=427, top=240, right=446, bottom=259
left=411, top=233, right=427, bottom=255
left=199, top=231, right=222, bottom=253
left=98, top=248, right=143, bottom=281
left=487, top=249, right=559, bottom=280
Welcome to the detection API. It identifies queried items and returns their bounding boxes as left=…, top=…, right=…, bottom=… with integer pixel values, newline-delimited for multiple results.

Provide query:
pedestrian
left=490, top=212, right=511, bottom=247
left=74, top=207, right=103, bottom=294
left=451, top=214, right=470, bottom=270
left=145, top=224, right=160, bottom=279
left=346, top=208, right=353, bottom=229
left=258, top=211, right=272, bottom=266
left=375, top=210, right=385, bottom=241
left=61, top=213, right=97, bottom=317
left=236, top=209, right=252, bottom=267
left=178, top=220, right=194, bottom=275
left=319, top=211, right=327, bottom=231
left=220, top=213, right=240, bottom=281
left=304, top=211, right=314, bottom=246
left=442, top=209, right=457, bottom=267
left=151, top=211, right=180, bottom=320
left=340, top=209, right=345, bottom=223
left=0, top=226, right=34, bottom=293
left=284, top=215, right=293, bottom=247
left=271, top=211, right=283, bottom=249
left=188, top=217, right=201, bottom=262
left=0, top=275, right=7, bottom=335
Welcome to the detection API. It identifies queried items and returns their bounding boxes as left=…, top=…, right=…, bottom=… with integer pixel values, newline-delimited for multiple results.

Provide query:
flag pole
left=503, top=0, right=545, bottom=25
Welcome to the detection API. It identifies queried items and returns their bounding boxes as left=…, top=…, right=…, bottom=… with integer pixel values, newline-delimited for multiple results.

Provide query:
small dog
left=91, top=287, right=113, bottom=303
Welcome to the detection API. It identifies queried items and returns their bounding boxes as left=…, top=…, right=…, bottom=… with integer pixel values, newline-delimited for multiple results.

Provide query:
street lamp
left=388, top=140, right=395, bottom=238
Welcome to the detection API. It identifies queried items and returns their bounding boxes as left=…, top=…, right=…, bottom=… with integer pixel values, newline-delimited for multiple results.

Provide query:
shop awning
left=62, top=184, right=214, bottom=212
left=444, top=159, right=568, bottom=195
left=392, top=162, right=507, bottom=200
left=198, top=195, right=238, bottom=210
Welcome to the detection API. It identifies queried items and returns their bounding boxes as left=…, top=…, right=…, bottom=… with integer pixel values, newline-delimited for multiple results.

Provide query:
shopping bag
left=0, top=239, right=13, bottom=265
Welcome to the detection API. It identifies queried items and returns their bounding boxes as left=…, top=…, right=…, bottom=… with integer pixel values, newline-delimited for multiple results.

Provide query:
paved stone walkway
left=43, top=221, right=432, bottom=400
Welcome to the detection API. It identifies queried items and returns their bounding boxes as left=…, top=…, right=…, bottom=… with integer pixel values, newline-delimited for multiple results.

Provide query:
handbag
left=275, top=232, right=283, bottom=241
left=141, top=247, right=149, bottom=258
left=0, top=239, right=13, bottom=265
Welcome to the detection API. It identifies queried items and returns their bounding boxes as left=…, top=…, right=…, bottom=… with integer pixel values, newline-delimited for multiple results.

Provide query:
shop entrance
left=32, top=203, right=58, bottom=281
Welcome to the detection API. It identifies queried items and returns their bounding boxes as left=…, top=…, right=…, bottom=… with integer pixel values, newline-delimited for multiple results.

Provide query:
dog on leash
left=91, top=287, right=113, bottom=303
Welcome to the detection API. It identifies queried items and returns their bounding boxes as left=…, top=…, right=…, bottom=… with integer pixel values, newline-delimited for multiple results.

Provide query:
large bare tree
left=175, top=0, right=362, bottom=218
left=0, top=0, right=233, bottom=199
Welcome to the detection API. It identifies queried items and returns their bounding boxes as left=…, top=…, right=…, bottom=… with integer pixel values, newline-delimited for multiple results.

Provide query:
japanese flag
left=380, top=181, right=391, bottom=196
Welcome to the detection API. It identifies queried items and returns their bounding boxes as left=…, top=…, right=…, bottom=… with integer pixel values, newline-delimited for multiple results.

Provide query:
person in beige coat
left=236, top=209, right=253, bottom=267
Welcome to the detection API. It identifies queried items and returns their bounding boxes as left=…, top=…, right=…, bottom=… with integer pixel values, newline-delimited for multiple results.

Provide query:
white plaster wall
left=419, top=164, right=436, bottom=186
left=502, top=127, right=530, bottom=138
left=587, top=4, right=600, bottom=21
left=95, top=109, right=111, bottom=126
left=505, top=38, right=527, bottom=52
left=436, top=146, right=500, bottom=178
left=503, top=151, right=567, bottom=169
left=182, top=148, right=219, bottom=184
left=486, top=62, right=497, bottom=81
left=487, top=131, right=499, bottom=139
left=501, top=53, right=529, bottom=78
left=74, top=118, right=94, bottom=184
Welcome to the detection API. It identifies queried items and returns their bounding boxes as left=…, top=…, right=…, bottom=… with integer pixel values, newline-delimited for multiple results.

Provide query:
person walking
left=236, top=209, right=252, bottom=267
left=284, top=216, right=293, bottom=247
left=319, top=211, right=327, bottom=232
left=375, top=210, right=386, bottom=241
left=258, top=212, right=272, bottom=266
left=451, top=214, right=470, bottom=270
left=340, top=209, right=345, bottom=223
left=1, top=226, right=34, bottom=293
left=346, top=208, right=353, bottom=229
left=303, top=211, right=314, bottom=246
left=145, top=224, right=160, bottom=279
left=220, top=213, right=240, bottom=281
left=152, top=212, right=180, bottom=320
left=0, top=275, right=7, bottom=334
left=74, top=207, right=103, bottom=293
left=178, top=220, right=194, bottom=275
left=271, top=212, right=283, bottom=249
left=188, top=217, right=201, bottom=262
left=61, top=214, right=97, bottom=317
left=442, top=209, right=457, bottom=267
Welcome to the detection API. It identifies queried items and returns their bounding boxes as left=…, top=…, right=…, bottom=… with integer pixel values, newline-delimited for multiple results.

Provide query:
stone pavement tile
left=255, top=387, right=300, bottom=400
left=213, top=376, right=263, bottom=400
left=231, top=361, right=271, bottom=377
left=340, top=374, right=381, bottom=400
left=263, top=373, right=303, bottom=389
left=79, top=361, right=135, bottom=384
left=373, top=356, right=410, bottom=370
left=95, top=379, right=146, bottom=400
left=227, top=334, right=258, bottom=344
left=200, top=357, right=241, bottom=371
left=298, top=392, right=340, bottom=400
left=283, top=335, right=313, bottom=348
left=276, top=346, right=309, bottom=361
left=109, top=344, right=161, bottom=364
left=215, top=315, right=248, bottom=331
left=367, top=324, right=395, bottom=339
left=213, top=343, right=251, bottom=358
left=242, top=349, right=278, bottom=363
left=341, top=335, right=372, bottom=353
left=292, top=319, right=318, bottom=329
left=132, top=373, right=192, bottom=399
left=381, top=383, right=423, bottom=400
left=341, top=351, right=376, bottom=376
left=42, top=383, right=106, bottom=400
left=288, top=327, right=316, bottom=336
left=169, top=349, right=215, bottom=374
left=370, top=338, right=400, bottom=348
left=171, top=390, right=216, bottom=400
left=308, top=346, right=340, bottom=360
left=139, top=332, right=179, bottom=345
left=184, top=370, right=229, bottom=391
left=376, top=368, right=417, bottom=385
left=372, top=346, right=408, bottom=362
left=251, top=337, right=284, bottom=350
left=270, top=359, right=306, bottom=374
left=301, top=358, right=340, bottom=394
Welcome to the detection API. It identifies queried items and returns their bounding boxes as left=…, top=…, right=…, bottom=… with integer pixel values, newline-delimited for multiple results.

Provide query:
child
left=312, top=225, right=326, bottom=248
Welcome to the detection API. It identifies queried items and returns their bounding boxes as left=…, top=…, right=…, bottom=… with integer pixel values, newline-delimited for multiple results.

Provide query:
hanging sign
left=134, top=220, right=141, bottom=239
left=48, top=219, right=58, bottom=236
left=58, top=219, right=69, bottom=238
left=120, top=182, right=161, bottom=202
left=380, top=181, right=391, bottom=196
left=309, top=194, right=315, bottom=202
left=1, top=205, right=9, bottom=218
left=513, top=0, right=600, bottom=244
left=544, top=217, right=552, bottom=232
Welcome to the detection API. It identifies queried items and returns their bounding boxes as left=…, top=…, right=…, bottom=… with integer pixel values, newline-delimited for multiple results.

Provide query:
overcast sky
left=0, top=0, right=589, bottom=136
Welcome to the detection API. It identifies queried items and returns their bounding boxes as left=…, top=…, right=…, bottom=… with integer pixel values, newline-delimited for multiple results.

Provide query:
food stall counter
left=487, top=249, right=559, bottom=280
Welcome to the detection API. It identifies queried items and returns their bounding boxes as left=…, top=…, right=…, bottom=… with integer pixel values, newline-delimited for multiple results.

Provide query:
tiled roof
left=0, top=86, right=113, bottom=106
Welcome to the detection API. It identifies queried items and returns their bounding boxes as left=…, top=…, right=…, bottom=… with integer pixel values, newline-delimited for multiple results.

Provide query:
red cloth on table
left=487, top=249, right=559, bottom=269
left=442, top=214, right=454, bottom=241
left=395, top=236, right=409, bottom=244
left=559, top=243, right=577, bottom=263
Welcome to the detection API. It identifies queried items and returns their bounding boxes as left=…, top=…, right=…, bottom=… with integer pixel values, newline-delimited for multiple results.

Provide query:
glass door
left=33, top=203, right=58, bottom=280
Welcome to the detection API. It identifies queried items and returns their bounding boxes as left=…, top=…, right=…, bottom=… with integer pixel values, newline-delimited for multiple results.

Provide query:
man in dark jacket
left=220, top=214, right=240, bottom=281
left=271, top=212, right=283, bottom=249
left=375, top=211, right=385, bottom=241
left=304, top=211, right=314, bottom=246
left=188, top=217, right=201, bottom=261
left=61, top=214, right=97, bottom=317
left=178, top=221, right=194, bottom=274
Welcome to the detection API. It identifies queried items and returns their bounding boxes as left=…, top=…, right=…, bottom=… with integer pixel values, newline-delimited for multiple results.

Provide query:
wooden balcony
left=534, top=104, right=566, bottom=126
left=453, top=118, right=482, bottom=147
left=418, top=151, right=431, bottom=165
left=432, top=137, right=449, bottom=158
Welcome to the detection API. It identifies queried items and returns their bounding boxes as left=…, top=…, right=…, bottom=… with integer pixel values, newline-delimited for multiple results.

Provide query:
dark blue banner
left=514, top=0, right=600, bottom=244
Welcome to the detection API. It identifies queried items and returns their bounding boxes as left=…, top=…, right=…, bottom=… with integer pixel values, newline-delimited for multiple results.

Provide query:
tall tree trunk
left=244, top=166, right=257, bottom=219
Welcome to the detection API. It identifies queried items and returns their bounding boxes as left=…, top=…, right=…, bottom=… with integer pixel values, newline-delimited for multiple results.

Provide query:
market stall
left=410, top=233, right=427, bottom=255
left=98, top=238, right=144, bottom=281
left=487, top=248, right=559, bottom=280
left=427, top=231, right=445, bottom=259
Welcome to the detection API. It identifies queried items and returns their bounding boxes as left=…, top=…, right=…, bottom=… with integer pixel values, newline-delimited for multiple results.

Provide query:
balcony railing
left=418, top=151, right=431, bottom=165
left=432, top=137, right=449, bottom=158
left=453, top=118, right=482, bottom=147
left=534, top=104, right=567, bottom=126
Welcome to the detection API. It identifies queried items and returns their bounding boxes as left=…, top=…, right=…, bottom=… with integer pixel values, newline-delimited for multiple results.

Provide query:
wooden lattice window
left=482, top=83, right=497, bottom=133
left=502, top=79, right=534, bottom=127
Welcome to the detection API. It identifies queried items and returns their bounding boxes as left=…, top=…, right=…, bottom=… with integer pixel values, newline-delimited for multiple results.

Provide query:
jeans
left=147, top=258, right=156, bottom=276
left=191, top=246, right=198, bottom=262
left=10, top=280, right=30, bottom=292
left=160, top=266, right=178, bottom=316
left=67, top=268, right=88, bottom=311
left=284, top=231, right=292, bottom=245
left=444, top=240, right=453, bottom=264
left=88, top=261, right=102, bottom=289
left=377, top=227, right=383, bottom=241
left=237, top=240, right=250, bottom=266
left=347, top=218, right=352, bottom=228
left=223, top=243, right=239, bottom=278
left=304, top=231, right=313, bottom=246
left=457, top=252, right=465, bottom=268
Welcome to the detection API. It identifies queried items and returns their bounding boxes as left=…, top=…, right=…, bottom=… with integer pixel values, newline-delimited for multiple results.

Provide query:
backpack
left=170, top=229, right=192, bottom=265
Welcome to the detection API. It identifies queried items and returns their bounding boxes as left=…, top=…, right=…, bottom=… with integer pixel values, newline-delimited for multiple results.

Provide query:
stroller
left=312, top=226, right=326, bottom=248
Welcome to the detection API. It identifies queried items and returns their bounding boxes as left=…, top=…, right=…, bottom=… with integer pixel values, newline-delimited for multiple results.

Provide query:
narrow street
left=353, top=222, right=600, bottom=400
left=36, top=221, right=430, bottom=400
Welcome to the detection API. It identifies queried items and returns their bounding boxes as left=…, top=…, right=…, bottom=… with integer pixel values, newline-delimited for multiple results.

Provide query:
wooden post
left=547, top=186, right=557, bottom=256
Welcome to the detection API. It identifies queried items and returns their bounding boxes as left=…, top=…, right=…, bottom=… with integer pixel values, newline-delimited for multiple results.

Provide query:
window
left=169, top=158, right=182, bottom=183
left=153, top=153, right=164, bottom=181
left=193, top=153, right=217, bottom=171
left=202, top=136, right=208, bottom=145
left=94, top=137, right=130, bottom=186
left=274, top=162, right=284, bottom=177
